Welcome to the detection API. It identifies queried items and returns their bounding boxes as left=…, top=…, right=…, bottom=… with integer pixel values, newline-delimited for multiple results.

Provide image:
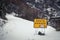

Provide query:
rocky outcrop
left=5, top=0, right=41, bottom=21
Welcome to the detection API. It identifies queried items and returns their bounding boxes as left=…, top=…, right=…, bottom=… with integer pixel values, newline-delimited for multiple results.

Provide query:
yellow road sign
left=34, top=19, right=47, bottom=28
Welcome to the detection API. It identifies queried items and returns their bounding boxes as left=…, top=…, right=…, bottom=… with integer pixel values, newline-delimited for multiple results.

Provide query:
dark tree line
left=0, top=0, right=60, bottom=21
left=0, top=0, right=18, bottom=20
left=0, top=0, right=8, bottom=20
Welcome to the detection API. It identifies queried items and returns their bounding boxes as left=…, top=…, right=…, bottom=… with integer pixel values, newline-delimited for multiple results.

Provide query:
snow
left=35, top=0, right=39, bottom=3
left=1, top=14, right=60, bottom=40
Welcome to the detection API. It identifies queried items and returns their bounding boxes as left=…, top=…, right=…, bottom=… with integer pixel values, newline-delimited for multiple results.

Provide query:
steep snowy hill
left=2, top=14, right=60, bottom=40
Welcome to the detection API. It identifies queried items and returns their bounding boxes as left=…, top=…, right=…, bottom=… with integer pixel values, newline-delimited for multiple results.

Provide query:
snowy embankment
left=2, top=14, right=60, bottom=40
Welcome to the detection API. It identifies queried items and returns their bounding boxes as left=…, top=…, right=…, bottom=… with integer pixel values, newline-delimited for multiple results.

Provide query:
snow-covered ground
left=1, top=14, right=60, bottom=40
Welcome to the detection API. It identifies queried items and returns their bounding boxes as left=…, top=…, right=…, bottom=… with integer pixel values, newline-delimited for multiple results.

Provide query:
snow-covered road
left=2, top=14, right=60, bottom=40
